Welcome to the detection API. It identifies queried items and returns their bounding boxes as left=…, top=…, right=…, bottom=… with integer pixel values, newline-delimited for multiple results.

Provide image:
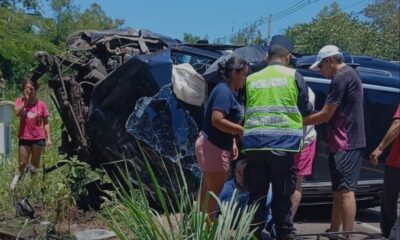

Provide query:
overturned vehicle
left=30, top=29, right=229, bottom=208
left=29, top=28, right=399, bottom=209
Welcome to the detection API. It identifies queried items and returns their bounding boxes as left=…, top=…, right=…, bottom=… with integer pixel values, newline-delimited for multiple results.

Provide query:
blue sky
left=51, top=0, right=371, bottom=42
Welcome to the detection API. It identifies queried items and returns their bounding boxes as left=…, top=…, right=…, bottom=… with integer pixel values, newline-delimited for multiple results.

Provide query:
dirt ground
left=0, top=203, right=116, bottom=239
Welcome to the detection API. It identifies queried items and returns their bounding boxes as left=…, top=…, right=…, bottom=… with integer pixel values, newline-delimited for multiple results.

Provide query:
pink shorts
left=294, top=139, right=317, bottom=176
left=195, top=133, right=231, bottom=173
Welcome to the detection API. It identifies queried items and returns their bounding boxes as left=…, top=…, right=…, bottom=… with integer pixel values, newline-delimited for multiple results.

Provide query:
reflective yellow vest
left=243, top=64, right=303, bottom=152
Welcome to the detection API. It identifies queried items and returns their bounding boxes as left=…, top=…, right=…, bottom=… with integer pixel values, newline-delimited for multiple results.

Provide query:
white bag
left=172, top=63, right=207, bottom=106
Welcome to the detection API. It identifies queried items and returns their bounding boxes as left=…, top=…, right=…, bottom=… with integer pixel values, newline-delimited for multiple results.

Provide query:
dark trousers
left=381, top=165, right=400, bottom=238
left=244, top=150, right=296, bottom=239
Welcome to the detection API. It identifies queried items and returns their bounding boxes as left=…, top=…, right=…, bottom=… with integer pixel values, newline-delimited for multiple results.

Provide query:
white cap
left=309, top=45, right=343, bottom=71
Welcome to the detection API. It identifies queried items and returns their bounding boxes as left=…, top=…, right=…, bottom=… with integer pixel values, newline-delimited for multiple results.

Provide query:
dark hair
left=21, top=79, right=39, bottom=91
left=268, top=45, right=290, bottom=58
left=332, top=54, right=344, bottom=64
left=219, top=56, right=249, bottom=79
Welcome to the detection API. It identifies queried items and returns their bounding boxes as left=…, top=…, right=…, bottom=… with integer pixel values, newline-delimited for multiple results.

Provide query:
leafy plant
left=104, top=143, right=258, bottom=239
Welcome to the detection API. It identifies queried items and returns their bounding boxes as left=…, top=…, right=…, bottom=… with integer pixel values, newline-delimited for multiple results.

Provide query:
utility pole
left=267, top=14, right=272, bottom=45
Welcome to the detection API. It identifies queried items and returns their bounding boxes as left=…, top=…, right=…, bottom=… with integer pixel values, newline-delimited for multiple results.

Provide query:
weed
left=104, top=142, right=258, bottom=239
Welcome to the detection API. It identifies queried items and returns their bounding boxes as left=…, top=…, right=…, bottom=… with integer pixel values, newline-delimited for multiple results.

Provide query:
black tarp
left=202, top=46, right=268, bottom=84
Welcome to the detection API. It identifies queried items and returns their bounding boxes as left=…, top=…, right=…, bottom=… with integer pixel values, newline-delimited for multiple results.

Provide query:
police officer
left=243, top=35, right=312, bottom=240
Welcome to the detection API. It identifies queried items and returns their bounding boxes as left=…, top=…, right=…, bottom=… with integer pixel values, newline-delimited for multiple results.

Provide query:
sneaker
left=260, top=229, right=273, bottom=240
left=29, top=165, right=38, bottom=174
left=10, top=175, right=20, bottom=191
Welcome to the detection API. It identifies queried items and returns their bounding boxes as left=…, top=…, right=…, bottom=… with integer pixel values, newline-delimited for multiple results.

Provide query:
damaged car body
left=29, top=29, right=229, bottom=208
left=28, top=28, right=399, bottom=209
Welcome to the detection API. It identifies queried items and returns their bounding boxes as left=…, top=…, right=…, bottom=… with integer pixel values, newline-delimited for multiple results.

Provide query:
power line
left=217, top=0, right=320, bottom=43
left=246, top=1, right=320, bottom=26
left=271, top=0, right=309, bottom=20
left=272, top=0, right=320, bottom=22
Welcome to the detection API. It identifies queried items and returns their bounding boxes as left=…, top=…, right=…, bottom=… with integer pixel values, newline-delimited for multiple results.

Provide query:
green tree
left=75, top=3, right=124, bottom=31
left=286, top=2, right=377, bottom=56
left=286, top=2, right=399, bottom=60
left=230, top=22, right=263, bottom=46
left=363, top=0, right=400, bottom=60
left=253, top=30, right=263, bottom=45
left=49, top=0, right=124, bottom=45
left=0, top=0, right=123, bottom=86
left=0, top=0, right=40, bottom=12
left=49, top=0, right=79, bottom=45
left=0, top=8, right=59, bottom=86
left=183, top=32, right=201, bottom=43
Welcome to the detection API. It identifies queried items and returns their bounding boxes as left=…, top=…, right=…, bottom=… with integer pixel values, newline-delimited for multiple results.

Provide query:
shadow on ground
left=295, top=206, right=380, bottom=224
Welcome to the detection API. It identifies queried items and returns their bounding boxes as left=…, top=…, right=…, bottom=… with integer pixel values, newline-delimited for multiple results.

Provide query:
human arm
left=41, top=102, right=51, bottom=148
left=231, top=137, right=239, bottom=160
left=369, top=118, right=400, bottom=166
left=295, top=72, right=312, bottom=117
left=44, top=118, right=52, bottom=148
left=304, top=72, right=346, bottom=126
left=209, top=84, right=244, bottom=138
left=211, top=110, right=244, bottom=138
left=303, top=103, right=338, bottom=126
left=14, top=97, right=27, bottom=116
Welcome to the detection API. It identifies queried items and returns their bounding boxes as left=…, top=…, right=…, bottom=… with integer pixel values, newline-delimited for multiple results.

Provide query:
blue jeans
left=218, top=179, right=276, bottom=238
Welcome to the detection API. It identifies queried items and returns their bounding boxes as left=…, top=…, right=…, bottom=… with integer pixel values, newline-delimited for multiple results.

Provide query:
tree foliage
left=0, top=0, right=40, bottom=12
left=285, top=2, right=399, bottom=60
left=76, top=3, right=124, bottom=31
left=0, top=0, right=124, bottom=87
left=183, top=32, right=201, bottom=44
left=0, top=8, right=59, bottom=86
left=49, top=0, right=124, bottom=45
left=230, top=22, right=263, bottom=46
left=183, top=32, right=209, bottom=44
left=363, top=0, right=400, bottom=60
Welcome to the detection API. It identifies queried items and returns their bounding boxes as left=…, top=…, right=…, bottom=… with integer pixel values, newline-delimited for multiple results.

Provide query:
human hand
left=232, top=142, right=239, bottom=160
left=23, top=86, right=35, bottom=102
left=46, top=139, right=52, bottom=149
left=369, top=147, right=382, bottom=166
left=20, top=95, right=28, bottom=106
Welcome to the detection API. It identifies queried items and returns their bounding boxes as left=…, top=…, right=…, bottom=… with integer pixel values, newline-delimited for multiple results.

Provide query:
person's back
left=242, top=35, right=311, bottom=240
left=243, top=64, right=303, bottom=152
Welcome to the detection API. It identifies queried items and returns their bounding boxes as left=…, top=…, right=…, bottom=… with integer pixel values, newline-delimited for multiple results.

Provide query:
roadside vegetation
left=104, top=150, right=258, bottom=240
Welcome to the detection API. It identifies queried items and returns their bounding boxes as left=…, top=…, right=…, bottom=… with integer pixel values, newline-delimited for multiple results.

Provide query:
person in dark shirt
left=305, top=45, right=366, bottom=233
left=195, top=56, right=249, bottom=220
left=242, top=35, right=312, bottom=240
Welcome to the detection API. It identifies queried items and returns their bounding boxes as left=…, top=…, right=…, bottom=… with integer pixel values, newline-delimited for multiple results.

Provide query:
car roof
left=296, top=54, right=400, bottom=89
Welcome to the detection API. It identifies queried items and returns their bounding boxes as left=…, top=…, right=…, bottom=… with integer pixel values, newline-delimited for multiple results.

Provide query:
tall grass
left=104, top=143, right=258, bottom=240
left=0, top=85, right=72, bottom=220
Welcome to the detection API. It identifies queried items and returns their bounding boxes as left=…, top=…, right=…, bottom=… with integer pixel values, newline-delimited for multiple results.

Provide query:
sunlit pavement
left=293, top=199, right=400, bottom=236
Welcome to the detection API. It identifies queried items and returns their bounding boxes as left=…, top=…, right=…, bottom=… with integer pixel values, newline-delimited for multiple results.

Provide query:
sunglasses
left=318, top=58, right=329, bottom=69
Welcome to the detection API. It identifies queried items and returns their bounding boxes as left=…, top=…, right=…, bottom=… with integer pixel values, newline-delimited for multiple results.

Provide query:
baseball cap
left=270, top=35, right=294, bottom=54
left=310, top=45, right=343, bottom=71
